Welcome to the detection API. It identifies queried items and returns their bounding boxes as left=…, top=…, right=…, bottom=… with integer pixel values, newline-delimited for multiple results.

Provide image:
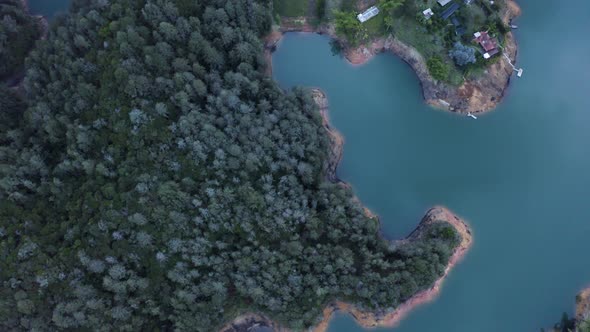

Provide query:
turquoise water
left=28, top=0, right=71, bottom=20
left=273, top=1, right=590, bottom=331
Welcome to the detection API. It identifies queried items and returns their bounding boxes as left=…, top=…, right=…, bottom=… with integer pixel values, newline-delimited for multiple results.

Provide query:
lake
left=272, top=1, right=590, bottom=331
left=28, top=0, right=71, bottom=20
left=27, top=0, right=590, bottom=331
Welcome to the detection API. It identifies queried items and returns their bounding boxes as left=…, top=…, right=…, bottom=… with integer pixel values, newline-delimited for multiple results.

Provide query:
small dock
left=503, top=53, right=524, bottom=78
left=509, top=19, right=518, bottom=29
left=467, top=112, right=478, bottom=120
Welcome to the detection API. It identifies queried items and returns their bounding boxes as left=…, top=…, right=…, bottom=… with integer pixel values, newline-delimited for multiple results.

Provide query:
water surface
left=273, top=1, right=590, bottom=331
left=28, top=0, right=71, bottom=20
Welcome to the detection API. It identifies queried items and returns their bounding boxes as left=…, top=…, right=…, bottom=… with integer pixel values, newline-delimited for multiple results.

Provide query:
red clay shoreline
left=221, top=205, right=473, bottom=332
left=264, top=0, right=522, bottom=115
left=220, top=89, right=473, bottom=332
left=13, top=1, right=473, bottom=330
left=576, top=287, right=590, bottom=323
left=223, top=1, right=502, bottom=327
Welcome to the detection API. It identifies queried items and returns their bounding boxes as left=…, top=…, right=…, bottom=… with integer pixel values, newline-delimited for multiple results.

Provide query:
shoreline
left=20, top=0, right=29, bottom=12
left=264, top=0, right=522, bottom=115
left=576, top=287, right=590, bottom=323
left=3, top=0, right=48, bottom=90
left=220, top=88, right=473, bottom=332
left=310, top=206, right=472, bottom=332
left=220, top=205, right=472, bottom=332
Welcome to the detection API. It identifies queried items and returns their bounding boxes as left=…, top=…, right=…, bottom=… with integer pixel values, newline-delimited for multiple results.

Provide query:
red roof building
left=473, top=31, right=497, bottom=52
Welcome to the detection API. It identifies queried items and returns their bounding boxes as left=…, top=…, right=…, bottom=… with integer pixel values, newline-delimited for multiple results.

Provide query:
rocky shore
left=220, top=313, right=284, bottom=332
left=220, top=205, right=472, bottom=332
left=265, top=0, right=522, bottom=114
left=19, top=0, right=49, bottom=39
left=576, top=287, right=590, bottom=325
left=220, top=89, right=473, bottom=332
left=309, top=206, right=472, bottom=332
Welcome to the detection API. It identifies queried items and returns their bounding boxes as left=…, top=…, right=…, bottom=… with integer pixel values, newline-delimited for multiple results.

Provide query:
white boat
left=467, top=112, right=478, bottom=119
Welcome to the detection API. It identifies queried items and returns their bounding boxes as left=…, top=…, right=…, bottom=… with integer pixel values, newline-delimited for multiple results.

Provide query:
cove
left=272, top=1, right=590, bottom=331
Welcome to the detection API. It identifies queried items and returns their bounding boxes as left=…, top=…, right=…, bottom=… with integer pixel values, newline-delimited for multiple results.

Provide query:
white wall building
left=357, top=6, right=380, bottom=23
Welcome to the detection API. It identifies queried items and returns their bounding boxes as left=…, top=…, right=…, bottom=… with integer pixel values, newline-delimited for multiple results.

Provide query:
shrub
left=449, top=42, right=476, bottom=66
left=427, top=56, right=450, bottom=81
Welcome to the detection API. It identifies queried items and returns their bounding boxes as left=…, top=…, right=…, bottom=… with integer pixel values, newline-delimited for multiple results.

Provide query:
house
left=474, top=31, right=499, bottom=59
left=440, top=2, right=460, bottom=20
left=422, top=8, right=434, bottom=20
left=484, top=48, right=499, bottom=59
left=357, top=6, right=380, bottom=23
left=438, top=0, right=452, bottom=6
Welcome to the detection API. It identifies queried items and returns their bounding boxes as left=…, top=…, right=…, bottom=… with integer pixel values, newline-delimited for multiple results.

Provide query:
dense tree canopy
left=449, top=42, right=476, bottom=67
left=0, top=0, right=460, bottom=331
left=0, top=0, right=41, bottom=79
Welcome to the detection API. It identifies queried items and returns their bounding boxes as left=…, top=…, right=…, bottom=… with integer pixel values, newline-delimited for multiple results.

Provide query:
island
left=265, top=0, right=522, bottom=114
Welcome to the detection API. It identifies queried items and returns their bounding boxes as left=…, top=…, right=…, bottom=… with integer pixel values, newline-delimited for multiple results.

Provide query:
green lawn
left=363, top=13, right=386, bottom=38
left=273, top=0, right=308, bottom=17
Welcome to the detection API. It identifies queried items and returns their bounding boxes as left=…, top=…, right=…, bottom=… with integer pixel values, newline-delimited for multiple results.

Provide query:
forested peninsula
left=266, top=0, right=522, bottom=114
left=1, top=0, right=469, bottom=331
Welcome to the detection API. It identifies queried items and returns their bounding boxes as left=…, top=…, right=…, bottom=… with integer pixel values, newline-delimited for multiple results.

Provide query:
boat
left=467, top=112, right=478, bottom=120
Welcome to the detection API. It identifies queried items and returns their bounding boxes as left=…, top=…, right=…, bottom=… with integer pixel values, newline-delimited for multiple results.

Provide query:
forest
left=0, top=0, right=460, bottom=330
left=0, top=0, right=41, bottom=81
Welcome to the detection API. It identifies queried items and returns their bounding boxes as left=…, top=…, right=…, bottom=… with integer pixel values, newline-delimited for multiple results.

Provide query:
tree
left=449, top=42, right=476, bottom=66
left=333, top=10, right=363, bottom=45
left=379, top=0, right=405, bottom=14
left=0, top=0, right=41, bottom=79
left=0, top=1, right=461, bottom=331
left=427, top=56, right=450, bottom=81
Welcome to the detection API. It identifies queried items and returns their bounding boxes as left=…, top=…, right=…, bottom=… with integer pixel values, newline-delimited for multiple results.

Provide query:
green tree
left=449, top=42, right=476, bottom=66
left=333, top=10, right=363, bottom=44
left=379, top=0, right=405, bottom=14
left=427, top=56, right=450, bottom=81
left=0, top=0, right=41, bottom=79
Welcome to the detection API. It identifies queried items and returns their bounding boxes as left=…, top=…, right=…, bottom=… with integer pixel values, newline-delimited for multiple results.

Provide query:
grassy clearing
left=363, top=13, right=386, bottom=38
left=385, top=0, right=508, bottom=84
left=273, top=0, right=308, bottom=17
left=274, top=0, right=506, bottom=84
left=389, top=16, right=463, bottom=85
